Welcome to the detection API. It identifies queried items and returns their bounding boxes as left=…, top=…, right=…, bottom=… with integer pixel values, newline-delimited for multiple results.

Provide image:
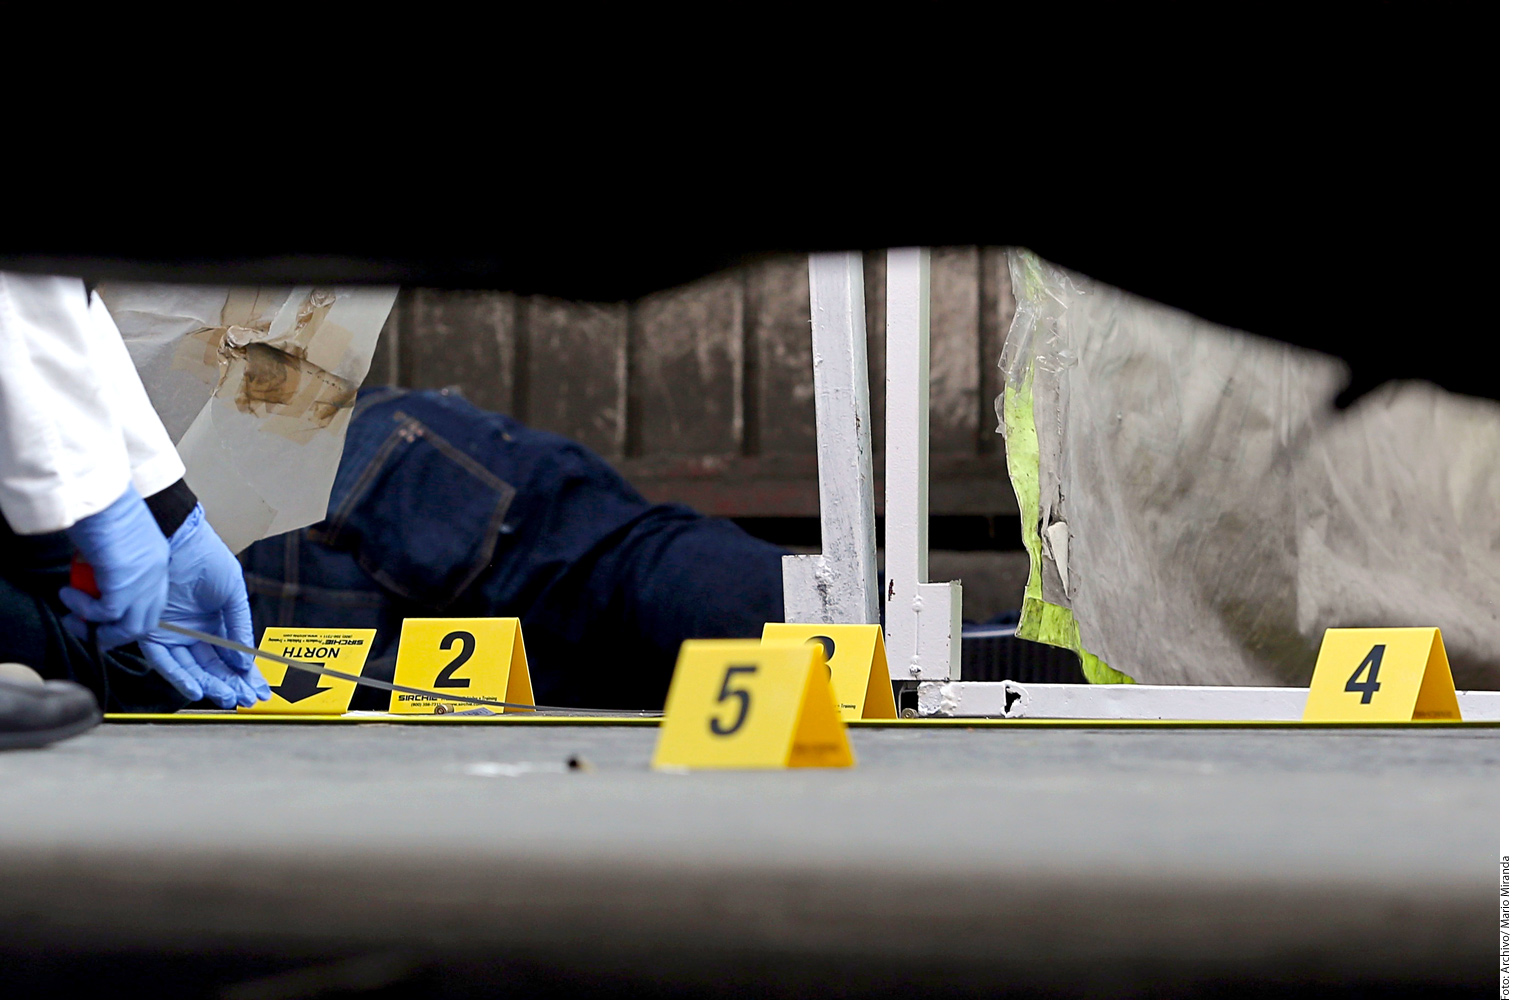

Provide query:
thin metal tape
left=158, top=623, right=661, bottom=718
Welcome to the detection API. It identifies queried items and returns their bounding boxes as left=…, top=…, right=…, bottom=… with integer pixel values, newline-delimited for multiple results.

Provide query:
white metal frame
left=917, top=680, right=1499, bottom=721
left=786, top=248, right=1499, bottom=722
left=782, top=252, right=879, bottom=625
left=883, top=248, right=961, bottom=682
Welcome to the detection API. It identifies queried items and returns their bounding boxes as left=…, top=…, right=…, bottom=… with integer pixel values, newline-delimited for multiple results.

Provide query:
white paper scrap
left=99, top=284, right=399, bottom=553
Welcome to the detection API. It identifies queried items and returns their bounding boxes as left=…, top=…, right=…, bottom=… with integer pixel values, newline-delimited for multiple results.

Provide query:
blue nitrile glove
left=136, top=505, right=271, bottom=709
left=59, top=485, right=169, bottom=650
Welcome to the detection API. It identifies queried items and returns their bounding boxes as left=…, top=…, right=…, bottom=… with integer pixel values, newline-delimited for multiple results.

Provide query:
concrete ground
left=0, top=720, right=1496, bottom=998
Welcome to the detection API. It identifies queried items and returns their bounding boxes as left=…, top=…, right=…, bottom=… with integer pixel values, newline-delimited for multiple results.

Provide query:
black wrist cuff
left=144, top=480, right=198, bottom=537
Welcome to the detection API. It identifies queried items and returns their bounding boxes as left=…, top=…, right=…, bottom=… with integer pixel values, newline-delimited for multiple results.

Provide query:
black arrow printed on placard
left=270, top=661, right=332, bottom=703
left=164, top=623, right=660, bottom=717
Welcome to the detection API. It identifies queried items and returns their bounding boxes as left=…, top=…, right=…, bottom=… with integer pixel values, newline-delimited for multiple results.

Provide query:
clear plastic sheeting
left=100, top=285, right=398, bottom=554
left=998, top=250, right=1498, bottom=689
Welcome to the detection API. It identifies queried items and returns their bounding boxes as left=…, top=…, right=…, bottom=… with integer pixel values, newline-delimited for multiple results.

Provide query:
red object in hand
left=70, top=555, right=101, bottom=598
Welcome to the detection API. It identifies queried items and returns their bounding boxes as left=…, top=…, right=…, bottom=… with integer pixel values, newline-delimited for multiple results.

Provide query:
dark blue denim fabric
left=241, top=387, right=789, bottom=710
left=0, top=520, right=191, bottom=712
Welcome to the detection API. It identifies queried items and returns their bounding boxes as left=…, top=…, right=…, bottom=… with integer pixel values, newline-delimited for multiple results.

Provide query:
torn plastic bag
left=998, top=250, right=1497, bottom=689
left=99, top=285, right=399, bottom=554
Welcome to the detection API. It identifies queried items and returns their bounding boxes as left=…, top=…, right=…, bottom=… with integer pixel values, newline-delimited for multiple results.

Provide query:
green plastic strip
left=1002, top=326, right=1131, bottom=684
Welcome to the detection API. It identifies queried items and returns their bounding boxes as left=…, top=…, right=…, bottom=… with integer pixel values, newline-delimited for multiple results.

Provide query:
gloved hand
left=136, top=505, right=271, bottom=709
left=59, top=485, right=169, bottom=650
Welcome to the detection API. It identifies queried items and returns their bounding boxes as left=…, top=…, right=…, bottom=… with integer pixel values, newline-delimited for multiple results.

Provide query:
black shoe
left=0, top=677, right=102, bottom=749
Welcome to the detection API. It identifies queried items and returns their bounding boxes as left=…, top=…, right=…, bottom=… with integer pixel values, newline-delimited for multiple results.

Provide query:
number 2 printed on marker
left=434, top=630, right=476, bottom=689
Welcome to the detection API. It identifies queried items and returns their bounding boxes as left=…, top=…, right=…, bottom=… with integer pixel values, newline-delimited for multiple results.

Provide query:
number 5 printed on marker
left=710, top=665, right=757, bottom=736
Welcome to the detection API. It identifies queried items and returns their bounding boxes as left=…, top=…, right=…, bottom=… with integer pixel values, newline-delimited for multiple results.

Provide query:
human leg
left=245, top=388, right=789, bottom=711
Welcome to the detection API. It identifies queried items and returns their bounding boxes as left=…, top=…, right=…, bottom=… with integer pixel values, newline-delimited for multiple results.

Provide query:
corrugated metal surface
left=367, top=247, right=1017, bottom=518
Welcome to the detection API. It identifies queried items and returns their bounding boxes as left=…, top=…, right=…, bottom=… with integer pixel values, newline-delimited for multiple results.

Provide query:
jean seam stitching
left=311, top=409, right=517, bottom=607
left=448, top=481, right=518, bottom=603
left=414, top=424, right=511, bottom=493
left=315, top=416, right=418, bottom=542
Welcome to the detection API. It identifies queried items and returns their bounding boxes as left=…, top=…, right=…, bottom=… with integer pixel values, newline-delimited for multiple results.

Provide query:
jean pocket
left=315, top=411, right=516, bottom=607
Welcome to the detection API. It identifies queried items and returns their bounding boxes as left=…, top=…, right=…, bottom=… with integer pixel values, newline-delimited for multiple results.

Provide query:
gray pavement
left=0, top=721, right=1497, bottom=997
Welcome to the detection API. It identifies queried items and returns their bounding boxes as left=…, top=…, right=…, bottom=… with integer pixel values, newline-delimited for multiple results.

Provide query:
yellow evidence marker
left=1302, top=627, right=1461, bottom=722
left=388, top=618, right=534, bottom=715
left=761, top=623, right=896, bottom=720
left=652, top=639, right=854, bottom=770
left=239, top=628, right=377, bottom=715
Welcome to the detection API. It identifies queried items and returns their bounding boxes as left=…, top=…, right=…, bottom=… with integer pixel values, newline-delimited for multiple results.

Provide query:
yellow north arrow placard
left=239, top=628, right=376, bottom=715
left=1302, top=627, right=1461, bottom=722
left=388, top=618, right=534, bottom=715
left=652, top=640, right=853, bottom=769
left=761, top=623, right=896, bottom=720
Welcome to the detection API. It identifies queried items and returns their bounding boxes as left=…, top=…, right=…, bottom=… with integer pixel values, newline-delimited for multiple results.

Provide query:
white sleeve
left=0, top=272, right=136, bottom=534
left=85, top=291, right=185, bottom=499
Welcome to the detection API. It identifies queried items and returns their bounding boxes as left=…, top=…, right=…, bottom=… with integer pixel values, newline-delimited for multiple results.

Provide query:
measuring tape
left=159, top=624, right=661, bottom=718
left=72, top=555, right=661, bottom=717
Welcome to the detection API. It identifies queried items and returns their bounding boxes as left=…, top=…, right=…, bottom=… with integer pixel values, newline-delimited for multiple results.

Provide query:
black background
left=4, top=8, right=1492, bottom=404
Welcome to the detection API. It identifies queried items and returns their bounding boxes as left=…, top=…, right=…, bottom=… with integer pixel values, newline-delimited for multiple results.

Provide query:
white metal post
left=884, top=248, right=961, bottom=681
left=782, top=252, right=880, bottom=625
left=912, top=679, right=1500, bottom=721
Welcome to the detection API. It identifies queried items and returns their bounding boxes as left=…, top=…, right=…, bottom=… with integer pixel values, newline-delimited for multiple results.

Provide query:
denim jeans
left=241, top=387, right=789, bottom=710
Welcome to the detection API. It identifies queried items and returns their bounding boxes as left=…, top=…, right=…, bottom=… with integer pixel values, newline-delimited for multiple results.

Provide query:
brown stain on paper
left=235, top=343, right=303, bottom=410
left=170, top=288, right=361, bottom=445
left=232, top=343, right=358, bottom=443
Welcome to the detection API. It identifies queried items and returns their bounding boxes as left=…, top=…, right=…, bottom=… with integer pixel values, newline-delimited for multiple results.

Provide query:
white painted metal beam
left=883, top=248, right=961, bottom=681
left=917, top=680, right=1500, bottom=722
left=782, top=252, right=879, bottom=625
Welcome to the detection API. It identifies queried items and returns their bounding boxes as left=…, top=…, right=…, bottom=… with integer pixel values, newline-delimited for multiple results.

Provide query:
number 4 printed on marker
left=1344, top=644, right=1385, bottom=704
left=1302, top=628, right=1461, bottom=723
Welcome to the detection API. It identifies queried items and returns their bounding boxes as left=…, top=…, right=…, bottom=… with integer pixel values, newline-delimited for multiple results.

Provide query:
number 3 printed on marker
left=710, top=664, right=757, bottom=736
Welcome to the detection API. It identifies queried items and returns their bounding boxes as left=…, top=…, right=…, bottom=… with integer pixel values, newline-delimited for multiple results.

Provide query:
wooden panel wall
left=367, top=247, right=1018, bottom=518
